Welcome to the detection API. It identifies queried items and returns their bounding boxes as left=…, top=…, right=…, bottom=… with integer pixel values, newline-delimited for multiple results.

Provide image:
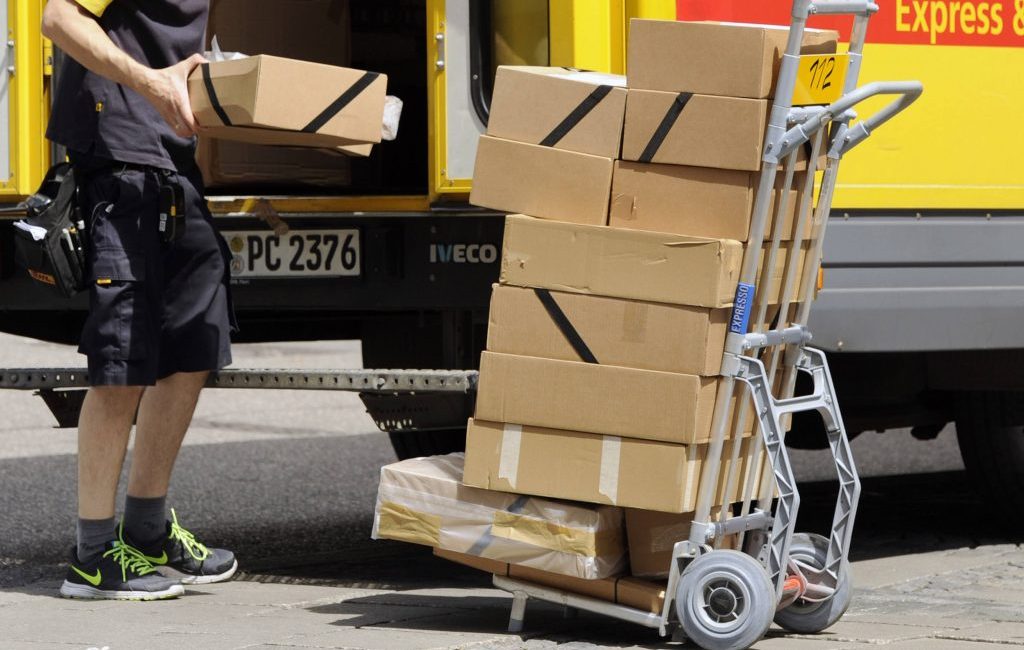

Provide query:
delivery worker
left=41, top=0, right=236, bottom=600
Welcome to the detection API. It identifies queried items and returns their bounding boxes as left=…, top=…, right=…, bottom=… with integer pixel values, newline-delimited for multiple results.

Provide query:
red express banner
left=676, top=0, right=1024, bottom=47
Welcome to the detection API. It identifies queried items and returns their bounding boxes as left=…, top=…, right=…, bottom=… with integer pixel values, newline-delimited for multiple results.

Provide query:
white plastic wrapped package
left=372, top=453, right=626, bottom=580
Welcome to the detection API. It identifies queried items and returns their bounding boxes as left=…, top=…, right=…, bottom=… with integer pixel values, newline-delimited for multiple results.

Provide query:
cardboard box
left=617, top=577, right=666, bottom=614
left=463, top=419, right=705, bottom=513
left=500, top=215, right=804, bottom=308
left=488, top=67, right=627, bottom=158
left=500, top=215, right=741, bottom=308
left=609, top=161, right=809, bottom=242
left=189, top=54, right=386, bottom=150
left=464, top=420, right=763, bottom=513
left=433, top=548, right=665, bottom=614
left=628, top=20, right=839, bottom=99
left=486, top=284, right=728, bottom=376
left=621, top=89, right=825, bottom=172
left=470, top=136, right=614, bottom=226
left=372, top=453, right=626, bottom=579
left=475, top=352, right=719, bottom=445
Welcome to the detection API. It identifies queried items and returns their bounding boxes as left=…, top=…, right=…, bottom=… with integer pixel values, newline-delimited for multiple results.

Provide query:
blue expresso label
left=729, top=283, right=755, bottom=335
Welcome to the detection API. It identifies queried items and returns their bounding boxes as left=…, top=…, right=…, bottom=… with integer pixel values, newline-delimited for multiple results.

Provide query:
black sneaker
left=132, top=509, right=237, bottom=585
left=60, top=537, right=184, bottom=601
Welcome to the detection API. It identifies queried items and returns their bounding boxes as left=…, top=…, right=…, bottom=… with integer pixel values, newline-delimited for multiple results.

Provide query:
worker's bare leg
left=77, top=386, right=145, bottom=520
left=127, top=370, right=208, bottom=498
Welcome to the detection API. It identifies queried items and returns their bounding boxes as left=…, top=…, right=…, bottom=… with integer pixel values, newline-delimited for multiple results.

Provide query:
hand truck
left=491, top=2, right=922, bottom=648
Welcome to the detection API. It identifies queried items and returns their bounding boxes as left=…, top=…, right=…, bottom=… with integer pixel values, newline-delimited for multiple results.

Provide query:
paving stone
left=936, top=621, right=1024, bottom=644
left=884, top=639, right=1014, bottom=649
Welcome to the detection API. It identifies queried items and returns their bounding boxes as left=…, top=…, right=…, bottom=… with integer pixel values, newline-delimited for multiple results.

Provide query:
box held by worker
left=372, top=453, right=626, bottom=579
left=487, top=66, right=627, bottom=158
left=470, top=137, right=614, bottom=226
left=189, top=54, right=387, bottom=150
left=627, top=20, right=839, bottom=98
left=486, top=284, right=729, bottom=376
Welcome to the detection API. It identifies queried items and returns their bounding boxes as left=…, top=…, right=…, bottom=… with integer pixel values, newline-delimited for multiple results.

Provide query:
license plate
left=223, top=229, right=360, bottom=278
left=793, top=54, right=848, bottom=106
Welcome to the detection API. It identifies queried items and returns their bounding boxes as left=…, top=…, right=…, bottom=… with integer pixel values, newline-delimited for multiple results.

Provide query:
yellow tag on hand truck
left=793, top=54, right=848, bottom=106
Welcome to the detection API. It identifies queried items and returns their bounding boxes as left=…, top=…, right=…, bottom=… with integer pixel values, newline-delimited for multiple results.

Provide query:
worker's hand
left=137, top=53, right=207, bottom=138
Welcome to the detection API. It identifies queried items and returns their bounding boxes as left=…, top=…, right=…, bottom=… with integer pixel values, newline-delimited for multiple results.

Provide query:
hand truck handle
left=795, top=0, right=879, bottom=17
left=775, top=80, right=923, bottom=160
left=834, top=81, right=923, bottom=154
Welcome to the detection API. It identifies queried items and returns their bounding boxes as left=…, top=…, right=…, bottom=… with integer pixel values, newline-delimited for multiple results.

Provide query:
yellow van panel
left=833, top=43, right=1024, bottom=210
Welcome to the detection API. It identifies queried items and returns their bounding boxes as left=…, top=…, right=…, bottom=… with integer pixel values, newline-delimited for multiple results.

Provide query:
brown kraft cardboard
left=470, top=137, right=614, bottom=226
left=488, top=66, right=627, bottom=158
left=474, top=352, right=719, bottom=445
left=627, top=20, right=839, bottom=99
left=486, top=284, right=729, bottom=376
left=463, top=420, right=760, bottom=514
left=189, top=55, right=386, bottom=150
left=609, top=161, right=809, bottom=242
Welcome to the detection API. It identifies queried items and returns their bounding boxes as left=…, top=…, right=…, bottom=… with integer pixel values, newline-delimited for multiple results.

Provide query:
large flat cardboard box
left=609, top=161, right=810, bottom=242
left=470, top=136, right=613, bottom=226
left=621, top=90, right=825, bottom=172
left=488, top=67, right=627, bottom=158
left=189, top=55, right=386, bottom=150
left=433, top=548, right=666, bottom=614
left=486, top=284, right=728, bottom=376
left=500, top=215, right=740, bottom=308
left=500, top=216, right=804, bottom=308
left=464, top=420, right=753, bottom=514
left=475, top=352, right=719, bottom=445
left=373, top=453, right=626, bottom=579
left=628, top=20, right=839, bottom=99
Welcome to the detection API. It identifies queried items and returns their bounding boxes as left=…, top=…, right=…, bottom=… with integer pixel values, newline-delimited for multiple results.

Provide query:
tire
left=676, top=550, right=776, bottom=650
left=773, top=532, right=852, bottom=634
left=955, top=391, right=1024, bottom=531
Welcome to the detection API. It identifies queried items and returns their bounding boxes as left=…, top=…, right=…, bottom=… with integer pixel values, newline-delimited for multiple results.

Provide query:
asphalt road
left=0, top=332, right=1009, bottom=595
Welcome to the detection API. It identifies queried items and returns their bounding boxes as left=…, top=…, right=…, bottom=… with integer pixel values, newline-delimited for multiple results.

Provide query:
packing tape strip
left=598, top=435, right=621, bottom=503
left=498, top=423, right=522, bottom=488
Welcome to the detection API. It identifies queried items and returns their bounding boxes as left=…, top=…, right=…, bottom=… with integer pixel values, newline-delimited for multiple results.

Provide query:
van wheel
left=954, top=391, right=1024, bottom=530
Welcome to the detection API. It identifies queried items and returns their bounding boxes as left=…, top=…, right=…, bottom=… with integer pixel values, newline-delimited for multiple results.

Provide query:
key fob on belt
left=158, top=178, right=186, bottom=244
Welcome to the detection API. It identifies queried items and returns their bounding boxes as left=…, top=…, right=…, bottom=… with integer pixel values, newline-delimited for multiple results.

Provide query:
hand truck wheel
left=675, top=549, right=776, bottom=650
left=773, top=532, right=852, bottom=634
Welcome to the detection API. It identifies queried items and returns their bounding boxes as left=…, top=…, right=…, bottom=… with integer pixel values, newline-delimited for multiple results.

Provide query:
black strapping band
left=534, top=289, right=599, bottom=364
left=302, top=72, right=381, bottom=134
left=539, top=85, right=614, bottom=147
left=638, top=91, right=693, bottom=163
left=201, top=63, right=233, bottom=127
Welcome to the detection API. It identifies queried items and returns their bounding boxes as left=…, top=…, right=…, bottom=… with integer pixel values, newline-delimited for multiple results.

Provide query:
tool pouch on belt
left=10, top=162, right=88, bottom=298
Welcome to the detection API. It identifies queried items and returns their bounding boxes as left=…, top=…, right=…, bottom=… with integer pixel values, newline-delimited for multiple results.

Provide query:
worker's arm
left=41, top=0, right=205, bottom=137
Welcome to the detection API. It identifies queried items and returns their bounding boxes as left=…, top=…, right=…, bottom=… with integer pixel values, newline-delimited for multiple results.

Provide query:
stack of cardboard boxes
left=374, top=19, right=838, bottom=603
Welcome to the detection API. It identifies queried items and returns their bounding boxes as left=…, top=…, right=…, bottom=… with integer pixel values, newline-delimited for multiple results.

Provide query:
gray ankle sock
left=123, top=495, right=167, bottom=547
left=77, top=517, right=116, bottom=565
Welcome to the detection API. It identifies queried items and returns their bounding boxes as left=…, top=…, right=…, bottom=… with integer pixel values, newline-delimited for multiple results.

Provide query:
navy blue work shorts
left=73, top=156, right=236, bottom=386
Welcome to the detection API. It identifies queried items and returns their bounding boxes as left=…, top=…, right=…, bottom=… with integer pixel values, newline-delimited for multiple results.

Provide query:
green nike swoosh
left=71, top=565, right=102, bottom=586
left=143, top=551, right=168, bottom=565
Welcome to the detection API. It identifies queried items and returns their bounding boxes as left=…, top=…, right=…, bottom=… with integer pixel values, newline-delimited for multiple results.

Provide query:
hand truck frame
left=491, top=2, right=922, bottom=648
